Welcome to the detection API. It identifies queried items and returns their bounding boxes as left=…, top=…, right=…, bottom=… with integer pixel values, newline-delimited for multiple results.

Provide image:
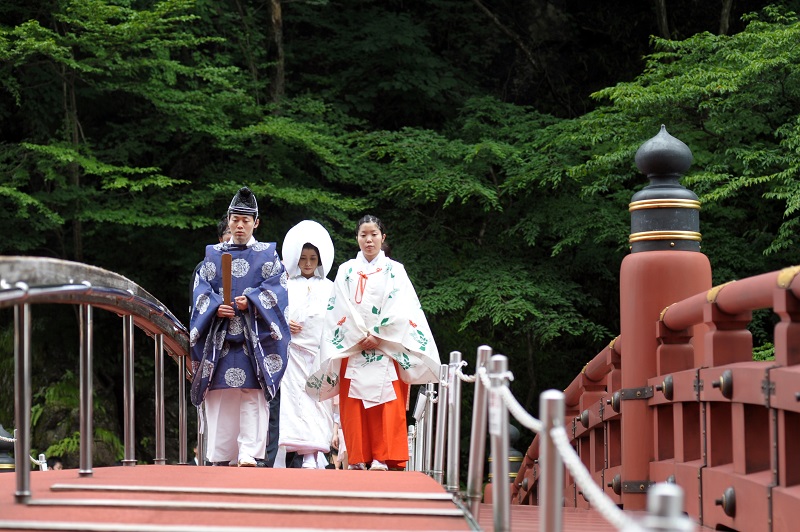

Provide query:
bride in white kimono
left=278, top=220, right=335, bottom=469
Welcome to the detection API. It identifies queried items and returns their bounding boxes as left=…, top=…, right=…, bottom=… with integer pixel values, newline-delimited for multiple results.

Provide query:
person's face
left=229, top=215, right=259, bottom=245
left=357, top=222, right=385, bottom=262
left=52, top=461, right=63, bottom=471
left=219, top=228, right=231, bottom=243
left=298, top=248, right=320, bottom=279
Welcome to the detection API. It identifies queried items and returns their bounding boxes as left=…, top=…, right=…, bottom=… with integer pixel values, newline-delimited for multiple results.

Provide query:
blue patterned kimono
left=189, top=239, right=290, bottom=406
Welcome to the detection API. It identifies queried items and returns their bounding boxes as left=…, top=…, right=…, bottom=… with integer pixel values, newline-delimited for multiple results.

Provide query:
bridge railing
left=503, top=264, right=800, bottom=532
left=407, top=343, right=698, bottom=531
left=0, top=256, right=190, bottom=503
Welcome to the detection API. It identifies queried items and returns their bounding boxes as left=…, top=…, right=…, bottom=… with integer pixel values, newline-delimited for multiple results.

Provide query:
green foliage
left=558, top=6, right=800, bottom=282
left=752, top=342, right=776, bottom=361
left=44, top=428, right=124, bottom=462
left=1, top=0, right=797, bottom=462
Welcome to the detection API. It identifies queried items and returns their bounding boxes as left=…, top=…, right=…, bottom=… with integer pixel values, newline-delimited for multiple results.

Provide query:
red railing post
left=619, top=126, right=712, bottom=510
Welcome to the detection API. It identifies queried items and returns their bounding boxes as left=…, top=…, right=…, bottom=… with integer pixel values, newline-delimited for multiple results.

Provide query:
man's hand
left=217, top=304, right=235, bottom=318
left=289, top=319, right=303, bottom=335
left=234, top=295, right=248, bottom=311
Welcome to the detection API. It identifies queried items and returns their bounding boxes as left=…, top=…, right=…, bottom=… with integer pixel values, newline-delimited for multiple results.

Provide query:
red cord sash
left=354, top=268, right=382, bottom=304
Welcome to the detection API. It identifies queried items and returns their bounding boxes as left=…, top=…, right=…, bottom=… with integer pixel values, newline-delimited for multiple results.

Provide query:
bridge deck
left=0, top=465, right=625, bottom=531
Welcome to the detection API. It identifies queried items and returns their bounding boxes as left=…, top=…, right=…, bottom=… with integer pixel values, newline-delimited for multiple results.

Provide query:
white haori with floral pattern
left=306, top=250, right=440, bottom=406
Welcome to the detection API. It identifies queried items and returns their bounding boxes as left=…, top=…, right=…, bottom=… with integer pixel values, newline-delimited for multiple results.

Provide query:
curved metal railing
left=1, top=256, right=190, bottom=503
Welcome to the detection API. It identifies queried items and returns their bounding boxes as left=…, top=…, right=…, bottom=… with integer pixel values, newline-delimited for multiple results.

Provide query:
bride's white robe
left=278, top=274, right=335, bottom=455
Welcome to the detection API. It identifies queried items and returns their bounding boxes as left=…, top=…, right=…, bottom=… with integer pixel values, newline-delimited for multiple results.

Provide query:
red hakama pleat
left=339, top=358, right=409, bottom=469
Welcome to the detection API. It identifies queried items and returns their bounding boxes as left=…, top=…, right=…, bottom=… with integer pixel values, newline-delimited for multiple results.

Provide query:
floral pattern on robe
left=305, top=251, right=440, bottom=404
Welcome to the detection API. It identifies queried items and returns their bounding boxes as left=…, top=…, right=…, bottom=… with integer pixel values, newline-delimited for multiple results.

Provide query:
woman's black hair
left=302, top=242, right=321, bottom=260
left=356, top=214, right=386, bottom=236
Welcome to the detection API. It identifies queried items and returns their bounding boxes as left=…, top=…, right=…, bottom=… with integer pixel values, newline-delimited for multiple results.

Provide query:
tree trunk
left=269, top=0, right=285, bottom=104
left=524, top=331, right=538, bottom=413
left=654, top=0, right=670, bottom=39
left=719, top=0, right=733, bottom=35
left=63, top=66, right=83, bottom=262
left=234, top=0, right=262, bottom=106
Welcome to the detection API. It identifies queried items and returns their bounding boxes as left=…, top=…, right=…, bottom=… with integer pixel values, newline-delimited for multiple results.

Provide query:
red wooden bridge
left=2, top=126, right=799, bottom=531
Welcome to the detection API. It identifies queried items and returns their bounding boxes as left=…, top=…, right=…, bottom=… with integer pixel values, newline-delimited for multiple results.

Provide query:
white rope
left=478, top=366, right=491, bottom=387
left=455, top=361, right=477, bottom=383
left=497, top=386, right=543, bottom=434
left=550, top=426, right=644, bottom=531
left=0, top=434, right=48, bottom=469
left=473, top=364, right=643, bottom=531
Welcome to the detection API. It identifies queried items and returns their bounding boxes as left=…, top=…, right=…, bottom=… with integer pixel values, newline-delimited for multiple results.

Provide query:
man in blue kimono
left=190, top=187, right=290, bottom=467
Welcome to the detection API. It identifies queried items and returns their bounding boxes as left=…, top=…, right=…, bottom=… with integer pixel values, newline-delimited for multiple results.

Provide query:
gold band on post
left=629, top=199, right=701, bottom=212
left=629, top=230, right=702, bottom=243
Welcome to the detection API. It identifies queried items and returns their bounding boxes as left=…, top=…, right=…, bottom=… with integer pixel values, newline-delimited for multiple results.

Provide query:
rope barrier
left=551, top=426, right=644, bottom=531
left=453, top=362, right=645, bottom=531
left=498, top=386, right=543, bottom=434
left=455, top=361, right=476, bottom=383
left=0, top=433, right=47, bottom=469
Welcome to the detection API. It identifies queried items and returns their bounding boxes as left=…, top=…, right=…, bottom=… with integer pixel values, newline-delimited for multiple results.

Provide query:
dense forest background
left=1, top=0, right=799, bottom=468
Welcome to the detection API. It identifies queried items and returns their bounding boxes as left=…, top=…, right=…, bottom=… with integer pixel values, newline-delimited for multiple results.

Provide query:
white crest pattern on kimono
left=305, top=251, right=440, bottom=404
left=190, top=239, right=290, bottom=406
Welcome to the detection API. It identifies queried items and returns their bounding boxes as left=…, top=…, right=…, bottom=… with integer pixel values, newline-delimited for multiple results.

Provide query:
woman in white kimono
left=278, top=220, right=335, bottom=469
left=306, top=214, right=440, bottom=471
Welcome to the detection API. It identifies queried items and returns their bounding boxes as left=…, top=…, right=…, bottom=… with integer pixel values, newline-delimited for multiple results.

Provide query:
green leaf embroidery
left=393, top=352, right=412, bottom=370
left=307, top=375, right=322, bottom=390
left=361, top=350, right=384, bottom=365
left=331, top=328, right=345, bottom=349
left=411, top=329, right=428, bottom=351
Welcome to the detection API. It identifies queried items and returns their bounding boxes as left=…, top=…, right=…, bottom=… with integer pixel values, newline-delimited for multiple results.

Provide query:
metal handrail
left=2, top=256, right=191, bottom=503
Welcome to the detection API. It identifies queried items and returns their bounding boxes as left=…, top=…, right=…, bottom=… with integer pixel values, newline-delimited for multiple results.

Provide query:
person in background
left=46, top=456, right=63, bottom=470
left=306, top=214, right=440, bottom=471
left=189, top=216, right=231, bottom=315
left=190, top=187, right=290, bottom=467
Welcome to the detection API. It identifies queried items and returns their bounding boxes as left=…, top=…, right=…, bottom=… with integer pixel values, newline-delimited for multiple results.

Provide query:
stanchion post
left=154, top=334, right=166, bottom=465
left=178, top=357, right=187, bottom=465
left=422, top=382, right=435, bottom=475
left=407, top=425, right=416, bottom=471
left=79, top=304, right=94, bottom=476
left=466, top=345, right=492, bottom=518
left=14, top=300, right=31, bottom=503
left=122, top=315, right=136, bottom=466
left=489, top=354, right=510, bottom=532
left=637, top=483, right=696, bottom=531
left=433, top=364, right=449, bottom=485
left=412, top=390, right=427, bottom=471
left=539, top=389, right=565, bottom=532
left=446, top=350, right=462, bottom=492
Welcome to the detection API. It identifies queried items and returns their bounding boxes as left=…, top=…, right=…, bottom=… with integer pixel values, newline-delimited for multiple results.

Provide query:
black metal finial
left=635, top=125, right=693, bottom=178
left=629, top=126, right=702, bottom=253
